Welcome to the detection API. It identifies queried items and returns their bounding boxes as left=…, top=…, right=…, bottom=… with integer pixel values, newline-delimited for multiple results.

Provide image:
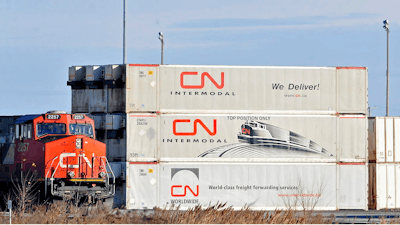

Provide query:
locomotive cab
left=12, top=111, right=115, bottom=204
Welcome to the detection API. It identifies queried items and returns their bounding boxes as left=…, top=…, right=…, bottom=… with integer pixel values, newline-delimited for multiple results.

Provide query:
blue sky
left=0, top=0, right=399, bottom=116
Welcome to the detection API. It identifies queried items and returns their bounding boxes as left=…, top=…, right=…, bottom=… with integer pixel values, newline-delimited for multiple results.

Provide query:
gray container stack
left=0, top=116, right=20, bottom=165
left=68, top=64, right=369, bottom=210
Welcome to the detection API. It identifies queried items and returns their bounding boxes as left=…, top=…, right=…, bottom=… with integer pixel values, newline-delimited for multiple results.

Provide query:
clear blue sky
left=0, top=0, right=398, bottom=116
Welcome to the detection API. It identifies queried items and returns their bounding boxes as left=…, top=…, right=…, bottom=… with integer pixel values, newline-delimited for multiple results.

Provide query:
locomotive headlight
left=76, top=138, right=82, bottom=149
left=68, top=171, right=75, bottom=178
left=99, top=171, right=106, bottom=178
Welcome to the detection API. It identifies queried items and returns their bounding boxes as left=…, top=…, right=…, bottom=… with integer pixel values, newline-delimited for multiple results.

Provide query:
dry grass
left=0, top=202, right=338, bottom=224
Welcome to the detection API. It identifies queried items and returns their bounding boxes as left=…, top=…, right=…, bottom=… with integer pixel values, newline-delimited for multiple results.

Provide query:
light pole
left=383, top=20, right=389, bottom=116
left=123, top=0, right=127, bottom=64
left=159, top=32, right=164, bottom=65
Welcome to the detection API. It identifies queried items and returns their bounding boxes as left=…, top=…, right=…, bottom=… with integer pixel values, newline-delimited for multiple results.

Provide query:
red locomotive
left=0, top=111, right=114, bottom=205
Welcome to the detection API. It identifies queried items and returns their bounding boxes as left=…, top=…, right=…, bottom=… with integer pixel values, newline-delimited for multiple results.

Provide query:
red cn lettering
left=173, top=119, right=217, bottom=136
left=242, top=128, right=250, bottom=135
left=171, top=185, right=199, bottom=197
left=180, top=72, right=224, bottom=89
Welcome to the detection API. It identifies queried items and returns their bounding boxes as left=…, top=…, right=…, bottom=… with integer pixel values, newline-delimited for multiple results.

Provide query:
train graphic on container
left=199, top=120, right=333, bottom=158
left=0, top=111, right=115, bottom=206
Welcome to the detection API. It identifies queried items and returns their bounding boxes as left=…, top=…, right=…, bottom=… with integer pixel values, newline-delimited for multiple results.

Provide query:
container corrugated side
left=368, top=117, right=400, bottom=163
left=126, top=162, right=367, bottom=210
left=71, top=88, right=125, bottom=113
left=369, top=163, right=400, bottom=210
left=124, top=65, right=367, bottom=114
left=127, top=113, right=367, bottom=163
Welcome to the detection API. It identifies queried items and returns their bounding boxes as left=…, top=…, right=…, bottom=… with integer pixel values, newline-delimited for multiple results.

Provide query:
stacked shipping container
left=68, top=64, right=368, bottom=210
left=368, top=117, right=400, bottom=210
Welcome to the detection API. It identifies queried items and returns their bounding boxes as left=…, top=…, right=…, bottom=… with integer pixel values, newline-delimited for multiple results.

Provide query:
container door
left=386, top=119, right=394, bottom=162
left=126, top=65, right=158, bottom=112
left=339, top=116, right=367, bottom=161
left=387, top=164, right=395, bottom=208
left=395, top=119, right=400, bottom=162
left=338, top=163, right=367, bottom=209
left=396, top=165, right=400, bottom=208
left=377, top=118, right=386, bottom=162
left=377, top=164, right=387, bottom=210
left=337, top=68, right=367, bottom=114
left=126, top=162, right=158, bottom=209
left=127, top=113, right=158, bottom=160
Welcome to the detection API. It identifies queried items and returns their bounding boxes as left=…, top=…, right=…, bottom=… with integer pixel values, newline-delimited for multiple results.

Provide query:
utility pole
left=383, top=20, right=389, bottom=116
left=159, top=32, right=164, bottom=64
left=123, top=0, right=127, bottom=64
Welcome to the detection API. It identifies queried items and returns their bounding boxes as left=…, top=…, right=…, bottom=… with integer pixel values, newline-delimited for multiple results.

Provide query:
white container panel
left=126, top=65, right=158, bottom=112
left=338, top=163, right=367, bottom=210
left=368, top=117, right=400, bottom=163
left=155, top=162, right=337, bottom=210
left=158, top=66, right=339, bottom=113
left=386, top=119, right=394, bottom=162
left=387, top=164, right=395, bottom=209
left=126, top=162, right=158, bottom=209
left=377, top=118, right=386, bottom=162
left=337, top=68, right=368, bottom=113
left=371, top=163, right=400, bottom=210
left=158, top=114, right=338, bottom=160
left=126, top=114, right=367, bottom=162
left=395, top=119, right=400, bottom=162
left=339, top=116, right=367, bottom=161
left=377, top=164, right=387, bottom=209
left=127, top=114, right=158, bottom=160
left=396, top=165, right=400, bottom=208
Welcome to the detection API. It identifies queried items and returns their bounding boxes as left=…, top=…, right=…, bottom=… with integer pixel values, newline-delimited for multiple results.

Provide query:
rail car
left=0, top=111, right=115, bottom=205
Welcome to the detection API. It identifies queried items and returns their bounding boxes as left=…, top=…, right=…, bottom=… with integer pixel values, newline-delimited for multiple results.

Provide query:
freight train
left=0, top=111, right=115, bottom=206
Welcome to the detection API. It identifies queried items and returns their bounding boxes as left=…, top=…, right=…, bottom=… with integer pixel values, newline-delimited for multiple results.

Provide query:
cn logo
left=171, top=168, right=200, bottom=197
left=173, top=119, right=217, bottom=136
left=180, top=72, right=224, bottom=89
left=242, top=127, right=251, bottom=135
left=59, top=153, right=92, bottom=169
left=171, top=185, right=199, bottom=197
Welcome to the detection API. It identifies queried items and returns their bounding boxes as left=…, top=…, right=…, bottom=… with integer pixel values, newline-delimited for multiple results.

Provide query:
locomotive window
left=69, top=124, right=94, bottom=137
left=23, top=124, right=27, bottom=138
left=27, top=124, right=32, bottom=139
left=15, top=125, right=20, bottom=138
left=36, top=123, right=66, bottom=137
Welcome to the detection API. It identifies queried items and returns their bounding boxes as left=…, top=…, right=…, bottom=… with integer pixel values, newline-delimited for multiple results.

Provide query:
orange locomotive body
left=4, top=111, right=114, bottom=203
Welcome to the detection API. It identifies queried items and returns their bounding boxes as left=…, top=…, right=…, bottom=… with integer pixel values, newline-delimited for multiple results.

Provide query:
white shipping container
left=70, top=65, right=368, bottom=114
left=126, top=65, right=367, bottom=114
left=127, top=113, right=367, bottom=162
left=126, top=162, right=367, bottom=210
left=368, top=117, right=400, bottom=163
left=369, top=163, right=400, bottom=210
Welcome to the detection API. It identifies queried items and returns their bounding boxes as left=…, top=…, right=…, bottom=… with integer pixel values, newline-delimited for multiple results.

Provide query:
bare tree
left=11, top=168, right=39, bottom=213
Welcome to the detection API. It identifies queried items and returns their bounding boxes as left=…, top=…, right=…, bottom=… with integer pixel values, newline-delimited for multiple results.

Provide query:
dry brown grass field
left=2, top=202, right=400, bottom=224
